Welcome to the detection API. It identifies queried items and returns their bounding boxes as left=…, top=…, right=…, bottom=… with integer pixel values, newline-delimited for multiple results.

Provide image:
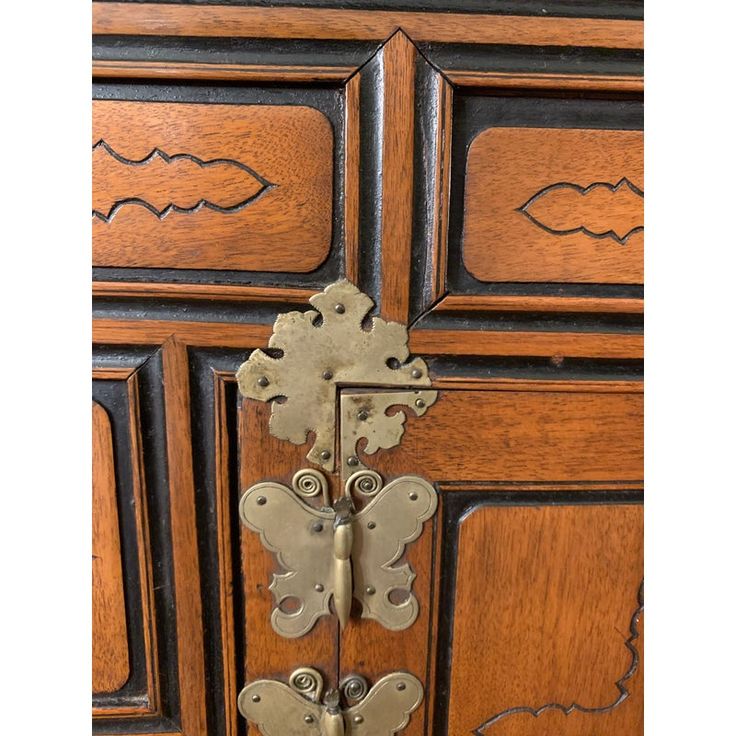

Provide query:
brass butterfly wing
left=238, top=680, right=322, bottom=736
left=352, top=476, right=437, bottom=630
left=239, top=481, right=335, bottom=638
left=344, top=673, right=424, bottom=736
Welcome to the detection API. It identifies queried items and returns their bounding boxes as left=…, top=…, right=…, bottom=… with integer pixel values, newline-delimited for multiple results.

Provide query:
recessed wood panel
left=463, top=127, right=643, bottom=284
left=93, top=100, right=334, bottom=272
left=447, top=503, right=643, bottom=735
left=368, top=387, right=643, bottom=482
left=92, top=401, right=130, bottom=694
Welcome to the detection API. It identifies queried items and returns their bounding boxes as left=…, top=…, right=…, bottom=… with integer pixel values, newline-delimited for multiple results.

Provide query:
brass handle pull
left=238, top=667, right=423, bottom=736
left=239, top=469, right=438, bottom=638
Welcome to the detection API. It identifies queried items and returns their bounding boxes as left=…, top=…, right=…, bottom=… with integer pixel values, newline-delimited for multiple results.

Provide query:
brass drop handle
left=239, top=469, right=438, bottom=638
left=332, top=496, right=354, bottom=631
left=238, top=667, right=423, bottom=736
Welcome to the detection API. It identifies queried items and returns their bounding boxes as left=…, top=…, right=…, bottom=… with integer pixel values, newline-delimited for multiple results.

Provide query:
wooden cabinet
left=92, top=3, right=643, bottom=735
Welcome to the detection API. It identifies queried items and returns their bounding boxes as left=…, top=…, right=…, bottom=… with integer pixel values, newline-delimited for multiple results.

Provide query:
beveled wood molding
left=92, top=369, right=160, bottom=720
left=92, top=3, right=643, bottom=49
left=410, top=328, right=643, bottom=360
left=92, top=59, right=358, bottom=83
left=93, top=319, right=273, bottom=347
left=433, top=294, right=644, bottom=315
left=443, top=70, right=643, bottom=92
left=93, top=282, right=316, bottom=304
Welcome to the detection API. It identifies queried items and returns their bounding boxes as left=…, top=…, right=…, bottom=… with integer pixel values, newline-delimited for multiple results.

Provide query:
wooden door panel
left=367, top=386, right=643, bottom=483
left=92, top=401, right=130, bottom=694
left=338, top=382, right=643, bottom=735
left=463, top=127, right=643, bottom=284
left=93, top=100, right=334, bottom=272
left=446, top=503, right=643, bottom=736
left=239, top=399, right=340, bottom=688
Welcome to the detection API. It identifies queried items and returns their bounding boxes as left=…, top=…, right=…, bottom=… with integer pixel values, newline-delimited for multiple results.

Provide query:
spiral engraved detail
left=292, top=468, right=329, bottom=500
left=288, top=667, right=324, bottom=703
left=346, top=470, right=383, bottom=497
left=341, top=674, right=369, bottom=703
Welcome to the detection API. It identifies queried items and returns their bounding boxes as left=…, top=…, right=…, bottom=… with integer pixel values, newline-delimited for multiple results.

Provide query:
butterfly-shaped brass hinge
left=238, top=666, right=423, bottom=736
left=240, top=468, right=437, bottom=637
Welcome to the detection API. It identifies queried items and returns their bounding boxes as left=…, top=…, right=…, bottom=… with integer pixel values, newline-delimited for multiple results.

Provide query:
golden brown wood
left=380, top=32, right=416, bottom=323
left=93, top=4, right=643, bottom=49
left=239, top=400, right=339, bottom=685
left=214, top=373, right=238, bottom=736
left=93, top=319, right=272, bottom=347
left=445, top=70, right=643, bottom=91
left=411, top=328, right=643, bottom=360
left=92, top=373, right=160, bottom=719
left=93, top=59, right=356, bottom=82
left=161, top=339, right=208, bottom=734
left=92, top=282, right=315, bottom=304
left=365, top=387, right=643, bottom=482
left=434, top=294, right=644, bottom=315
left=92, top=401, right=130, bottom=694
left=463, top=128, right=643, bottom=284
left=447, top=504, right=643, bottom=735
left=337, top=508, right=436, bottom=736
left=429, top=76, right=453, bottom=305
left=344, top=73, right=361, bottom=285
left=93, top=101, right=333, bottom=272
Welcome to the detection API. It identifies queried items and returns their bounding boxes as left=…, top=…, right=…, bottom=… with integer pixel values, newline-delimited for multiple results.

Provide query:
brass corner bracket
left=236, top=279, right=437, bottom=475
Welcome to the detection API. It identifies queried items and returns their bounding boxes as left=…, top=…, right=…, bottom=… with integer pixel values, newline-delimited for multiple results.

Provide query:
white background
left=1, top=1, right=734, bottom=732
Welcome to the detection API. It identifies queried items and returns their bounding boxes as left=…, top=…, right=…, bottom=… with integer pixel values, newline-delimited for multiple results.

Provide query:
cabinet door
left=92, top=4, right=643, bottom=736
left=337, top=385, right=643, bottom=736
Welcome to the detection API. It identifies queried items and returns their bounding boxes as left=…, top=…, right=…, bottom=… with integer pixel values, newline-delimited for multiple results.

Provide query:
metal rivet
left=312, top=522, right=324, bottom=533
left=252, top=694, right=261, bottom=702
left=397, top=682, right=406, bottom=691
left=320, top=450, right=331, bottom=461
left=314, top=583, right=324, bottom=592
left=353, top=715, right=364, bottom=724
left=347, top=455, right=359, bottom=467
left=366, top=586, right=376, bottom=595
left=334, top=303, right=345, bottom=314
left=357, top=409, right=369, bottom=421
left=409, top=492, right=418, bottom=501
left=411, top=368, right=422, bottom=379
left=415, top=398, right=426, bottom=409
left=257, top=376, right=269, bottom=387
left=304, top=714, right=314, bottom=724
left=256, top=496, right=267, bottom=505
left=322, top=370, right=334, bottom=380
left=367, top=521, right=376, bottom=530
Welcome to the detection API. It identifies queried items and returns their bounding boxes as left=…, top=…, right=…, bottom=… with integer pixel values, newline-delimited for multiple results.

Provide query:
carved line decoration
left=473, top=580, right=644, bottom=735
left=518, top=177, right=644, bottom=245
left=92, top=139, right=275, bottom=222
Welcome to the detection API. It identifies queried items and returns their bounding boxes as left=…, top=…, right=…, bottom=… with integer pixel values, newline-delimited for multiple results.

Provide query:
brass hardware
left=239, top=468, right=437, bottom=638
left=236, top=280, right=436, bottom=472
left=339, top=389, right=437, bottom=480
left=238, top=666, right=423, bottom=736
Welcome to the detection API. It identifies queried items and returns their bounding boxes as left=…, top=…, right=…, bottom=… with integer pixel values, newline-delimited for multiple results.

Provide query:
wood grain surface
left=410, top=328, right=643, bottom=360
left=239, top=400, right=339, bottom=687
left=358, top=388, right=643, bottom=483
left=379, top=32, right=416, bottom=323
left=161, top=339, right=208, bottom=734
left=463, top=128, right=643, bottom=284
left=447, top=504, right=643, bottom=735
left=92, top=401, right=130, bottom=694
left=93, top=101, right=333, bottom=272
left=433, top=294, right=644, bottom=315
left=93, top=4, right=644, bottom=49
